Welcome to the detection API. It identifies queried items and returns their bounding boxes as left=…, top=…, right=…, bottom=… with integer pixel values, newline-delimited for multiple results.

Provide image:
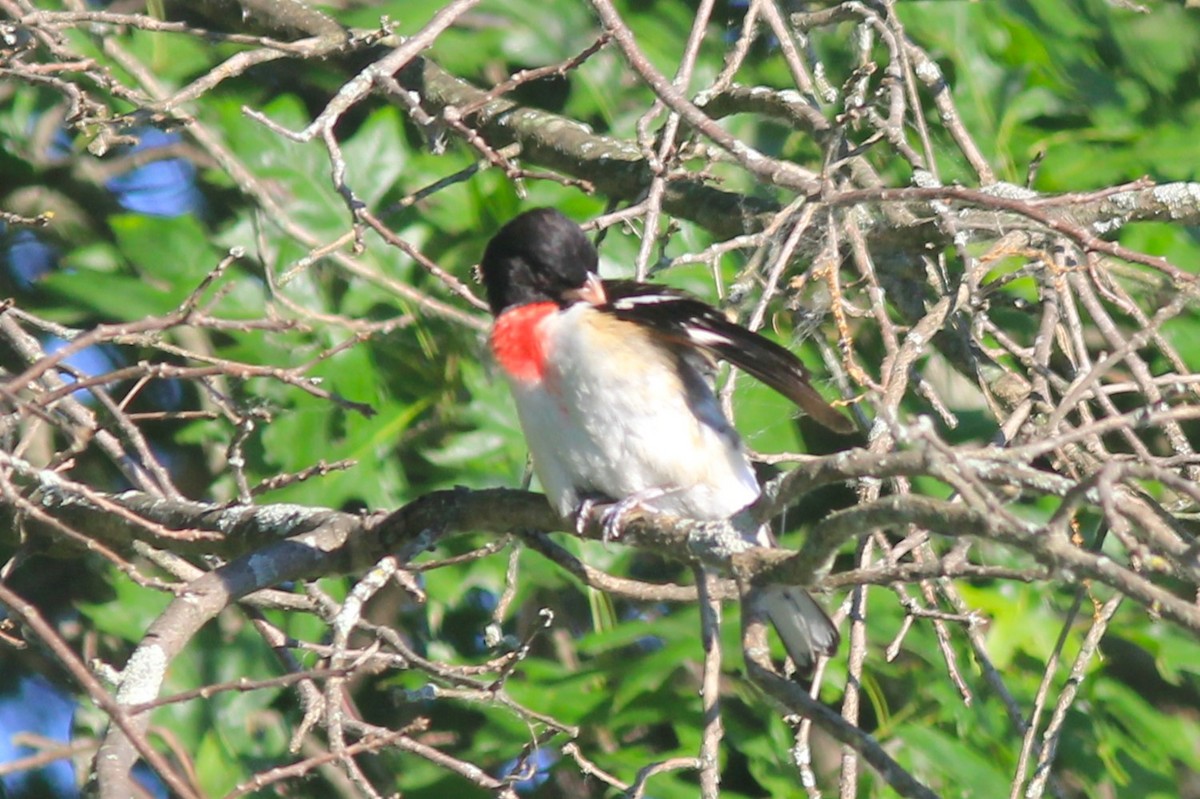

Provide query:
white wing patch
left=611, top=294, right=678, bottom=308
left=683, top=328, right=734, bottom=347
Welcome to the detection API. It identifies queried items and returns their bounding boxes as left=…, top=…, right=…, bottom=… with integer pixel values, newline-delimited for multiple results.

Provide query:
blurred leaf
left=77, top=574, right=172, bottom=642
left=894, top=723, right=1012, bottom=793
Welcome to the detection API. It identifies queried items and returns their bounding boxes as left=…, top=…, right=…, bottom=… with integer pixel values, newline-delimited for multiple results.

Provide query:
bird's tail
left=761, top=585, right=839, bottom=669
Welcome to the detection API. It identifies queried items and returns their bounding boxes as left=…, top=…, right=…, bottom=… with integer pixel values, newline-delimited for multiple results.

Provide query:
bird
left=479, top=207, right=849, bottom=667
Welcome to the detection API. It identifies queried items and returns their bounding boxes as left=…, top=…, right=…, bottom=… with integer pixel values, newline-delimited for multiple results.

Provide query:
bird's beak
left=565, top=272, right=607, bottom=306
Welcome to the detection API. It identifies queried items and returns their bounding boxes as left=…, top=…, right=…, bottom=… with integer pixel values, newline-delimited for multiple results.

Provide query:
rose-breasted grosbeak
left=481, top=207, right=848, bottom=667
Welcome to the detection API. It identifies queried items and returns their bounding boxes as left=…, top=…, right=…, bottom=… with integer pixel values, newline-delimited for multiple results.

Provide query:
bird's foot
left=572, top=488, right=678, bottom=542
left=598, top=486, right=674, bottom=543
left=572, top=494, right=613, bottom=538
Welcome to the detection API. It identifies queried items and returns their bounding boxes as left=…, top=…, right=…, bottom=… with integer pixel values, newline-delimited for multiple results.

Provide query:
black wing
left=602, top=280, right=853, bottom=434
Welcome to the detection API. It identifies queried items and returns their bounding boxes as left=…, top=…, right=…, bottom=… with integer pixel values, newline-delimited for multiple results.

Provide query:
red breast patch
left=490, top=302, right=557, bottom=382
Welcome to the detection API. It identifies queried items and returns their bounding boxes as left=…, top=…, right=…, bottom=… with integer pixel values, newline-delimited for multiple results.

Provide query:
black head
left=480, top=208, right=599, bottom=315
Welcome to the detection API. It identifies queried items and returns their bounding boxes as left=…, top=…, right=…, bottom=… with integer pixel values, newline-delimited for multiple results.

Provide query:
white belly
left=507, top=305, right=760, bottom=520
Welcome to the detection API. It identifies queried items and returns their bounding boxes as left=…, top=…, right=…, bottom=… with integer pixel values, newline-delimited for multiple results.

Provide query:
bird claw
left=599, top=500, right=635, bottom=543
left=572, top=487, right=676, bottom=542
left=569, top=496, right=626, bottom=542
left=572, top=495, right=605, bottom=538
left=599, top=487, right=674, bottom=543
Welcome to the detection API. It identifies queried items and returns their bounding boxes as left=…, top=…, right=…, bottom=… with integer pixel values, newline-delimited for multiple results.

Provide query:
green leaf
left=893, top=723, right=1011, bottom=794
